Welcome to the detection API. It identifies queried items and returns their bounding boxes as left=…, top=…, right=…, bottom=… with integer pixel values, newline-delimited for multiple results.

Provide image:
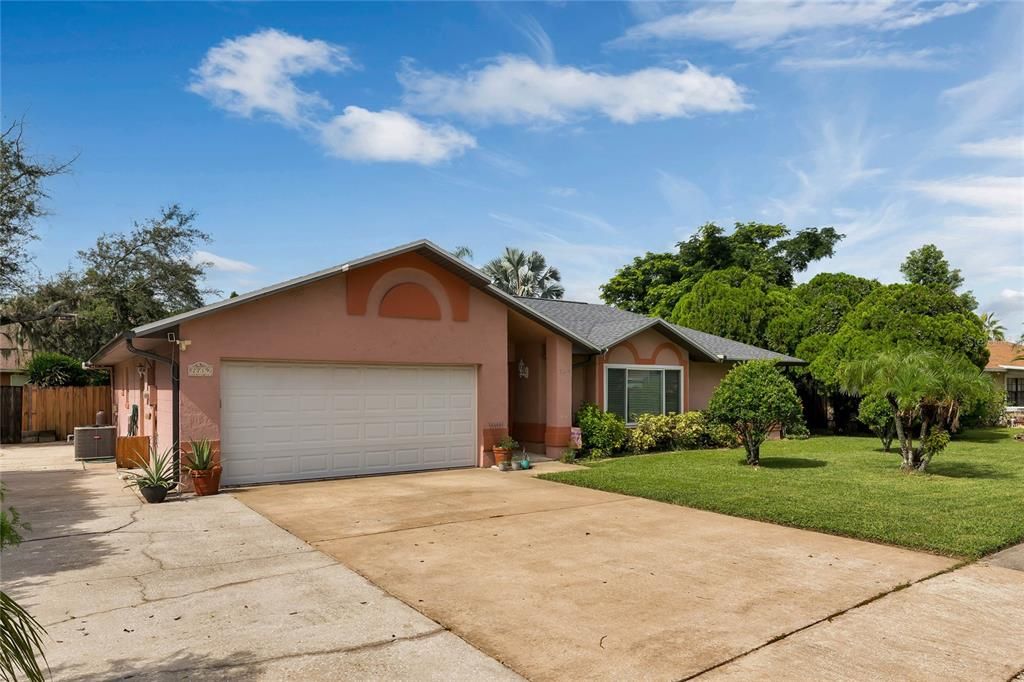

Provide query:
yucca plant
left=123, top=445, right=176, bottom=490
left=185, top=439, right=214, bottom=472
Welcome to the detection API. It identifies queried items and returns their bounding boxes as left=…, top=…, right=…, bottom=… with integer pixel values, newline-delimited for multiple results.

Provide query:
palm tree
left=979, top=312, right=1006, bottom=341
left=482, top=247, right=565, bottom=299
left=839, top=350, right=991, bottom=471
left=451, top=245, right=473, bottom=261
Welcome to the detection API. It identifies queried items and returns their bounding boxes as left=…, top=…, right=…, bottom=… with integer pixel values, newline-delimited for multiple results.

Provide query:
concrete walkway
left=235, top=466, right=1024, bottom=681
left=0, top=444, right=519, bottom=681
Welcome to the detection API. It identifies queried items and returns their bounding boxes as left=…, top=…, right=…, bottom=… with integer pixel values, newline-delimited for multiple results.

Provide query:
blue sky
left=4, top=1, right=1022, bottom=334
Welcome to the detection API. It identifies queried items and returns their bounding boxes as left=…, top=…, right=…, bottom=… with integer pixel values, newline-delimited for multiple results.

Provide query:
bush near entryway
left=575, top=403, right=628, bottom=457
left=707, top=360, right=804, bottom=465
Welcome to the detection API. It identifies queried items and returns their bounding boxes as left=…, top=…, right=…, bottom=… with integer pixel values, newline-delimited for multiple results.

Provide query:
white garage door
left=220, top=362, right=477, bottom=486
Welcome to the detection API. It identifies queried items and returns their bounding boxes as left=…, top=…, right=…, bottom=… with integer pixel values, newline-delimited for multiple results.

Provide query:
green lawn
left=540, top=428, right=1024, bottom=559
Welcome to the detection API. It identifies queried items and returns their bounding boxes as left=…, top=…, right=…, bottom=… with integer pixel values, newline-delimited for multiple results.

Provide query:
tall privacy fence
left=0, top=385, right=112, bottom=444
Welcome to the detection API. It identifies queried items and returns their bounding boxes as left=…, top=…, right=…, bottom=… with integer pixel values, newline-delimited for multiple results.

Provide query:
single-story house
left=985, top=340, right=1024, bottom=421
left=87, top=240, right=803, bottom=486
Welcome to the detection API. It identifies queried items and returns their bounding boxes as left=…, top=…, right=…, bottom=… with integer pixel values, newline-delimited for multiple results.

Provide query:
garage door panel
left=221, top=362, right=477, bottom=485
left=394, top=394, right=420, bottom=410
left=422, top=421, right=447, bottom=437
left=422, top=394, right=448, bottom=410
left=298, top=453, right=330, bottom=475
left=333, top=423, right=361, bottom=441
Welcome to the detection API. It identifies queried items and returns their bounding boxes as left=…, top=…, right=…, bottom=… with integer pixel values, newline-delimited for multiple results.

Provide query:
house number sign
left=187, top=362, right=214, bottom=377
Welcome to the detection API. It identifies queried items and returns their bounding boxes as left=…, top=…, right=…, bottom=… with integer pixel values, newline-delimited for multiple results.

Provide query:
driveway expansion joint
left=678, top=559, right=972, bottom=680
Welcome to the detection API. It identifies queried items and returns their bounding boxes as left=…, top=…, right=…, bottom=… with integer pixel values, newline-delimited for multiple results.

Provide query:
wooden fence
left=1, top=385, right=112, bottom=443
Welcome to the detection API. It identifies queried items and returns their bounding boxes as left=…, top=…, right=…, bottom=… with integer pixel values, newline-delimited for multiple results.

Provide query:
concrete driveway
left=0, top=444, right=518, bottom=680
left=234, top=466, right=1024, bottom=681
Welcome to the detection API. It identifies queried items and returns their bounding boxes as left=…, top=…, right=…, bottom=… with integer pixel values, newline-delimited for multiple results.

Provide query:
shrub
left=25, top=351, right=107, bottom=387
left=671, top=412, right=707, bottom=449
left=784, top=421, right=810, bottom=440
left=576, top=403, right=627, bottom=455
left=27, top=352, right=85, bottom=387
left=706, top=422, right=741, bottom=448
left=707, top=360, right=803, bottom=465
left=858, top=393, right=896, bottom=452
left=625, top=411, right=742, bottom=455
left=961, top=387, right=1007, bottom=428
left=628, top=413, right=674, bottom=453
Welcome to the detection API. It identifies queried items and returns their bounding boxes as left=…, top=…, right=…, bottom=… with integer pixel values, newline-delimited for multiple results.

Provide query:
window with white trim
left=604, top=365, right=683, bottom=424
left=1008, top=377, right=1024, bottom=407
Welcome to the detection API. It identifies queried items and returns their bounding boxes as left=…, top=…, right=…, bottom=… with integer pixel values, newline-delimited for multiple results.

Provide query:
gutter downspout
left=125, top=333, right=180, bottom=486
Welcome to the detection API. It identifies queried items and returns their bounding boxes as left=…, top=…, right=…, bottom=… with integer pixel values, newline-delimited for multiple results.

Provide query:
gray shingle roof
left=515, top=297, right=805, bottom=364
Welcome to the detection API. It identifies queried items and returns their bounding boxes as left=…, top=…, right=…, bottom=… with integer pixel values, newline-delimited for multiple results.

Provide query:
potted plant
left=519, top=453, right=532, bottom=470
left=123, top=445, right=176, bottom=503
left=186, top=438, right=221, bottom=496
left=492, top=436, right=519, bottom=468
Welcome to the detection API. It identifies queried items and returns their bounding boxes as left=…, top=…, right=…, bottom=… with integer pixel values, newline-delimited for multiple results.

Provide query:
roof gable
left=515, top=297, right=805, bottom=364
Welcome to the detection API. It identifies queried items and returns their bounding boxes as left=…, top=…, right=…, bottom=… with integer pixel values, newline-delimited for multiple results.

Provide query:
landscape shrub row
left=574, top=403, right=739, bottom=458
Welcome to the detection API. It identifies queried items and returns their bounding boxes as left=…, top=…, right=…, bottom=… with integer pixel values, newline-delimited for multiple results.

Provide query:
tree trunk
left=742, top=427, right=759, bottom=465
left=889, top=400, right=914, bottom=469
left=825, top=394, right=836, bottom=433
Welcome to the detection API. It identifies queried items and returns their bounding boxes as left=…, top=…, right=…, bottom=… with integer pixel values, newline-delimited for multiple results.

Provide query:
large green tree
left=669, top=268, right=793, bottom=347
left=482, top=247, right=564, bottom=299
left=900, top=243, right=976, bottom=309
left=600, top=222, right=843, bottom=316
left=765, top=272, right=880, bottom=365
left=7, top=205, right=216, bottom=359
left=811, top=283, right=989, bottom=390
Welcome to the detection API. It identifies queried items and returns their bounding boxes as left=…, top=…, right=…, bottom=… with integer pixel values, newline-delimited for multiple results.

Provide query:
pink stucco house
left=88, top=240, right=802, bottom=486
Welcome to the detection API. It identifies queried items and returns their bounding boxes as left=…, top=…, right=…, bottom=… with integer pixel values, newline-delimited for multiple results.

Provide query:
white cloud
left=958, top=136, right=1024, bottom=159
left=399, top=56, right=748, bottom=125
left=1002, top=288, right=1024, bottom=301
left=547, top=186, right=578, bottom=198
left=544, top=205, right=619, bottom=234
left=191, top=29, right=476, bottom=166
left=764, top=117, right=887, bottom=226
left=778, top=48, right=948, bottom=70
left=616, top=1, right=978, bottom=49
left=514, top=16, right=556, bottom=65
left=319, top=107, right=476, bottom=165
left=908, top=176, right=1024, bottom=212
left=192, top=250, right=258, bottom=273
left=189, top=28, right=353, bottom=125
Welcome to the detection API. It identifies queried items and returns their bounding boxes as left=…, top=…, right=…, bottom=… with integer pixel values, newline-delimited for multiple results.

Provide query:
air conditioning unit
left=74, top=426, right=117, bottom=461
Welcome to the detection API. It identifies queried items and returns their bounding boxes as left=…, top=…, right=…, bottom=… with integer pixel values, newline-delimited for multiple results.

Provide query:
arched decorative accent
left=346, top=253, right=469, bottom=321
left=607, top=341, right=642, bottom=364
left=652, top=342, right=686, bottom=366
left=365, top=267, right=453, bottom=320
left=379, top=282, right=442, bottom=320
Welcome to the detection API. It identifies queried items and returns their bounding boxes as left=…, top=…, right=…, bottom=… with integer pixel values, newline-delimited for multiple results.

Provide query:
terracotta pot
left=190, top=464, right=222, bottom=496
left=492, top=447, right=510, bottom=465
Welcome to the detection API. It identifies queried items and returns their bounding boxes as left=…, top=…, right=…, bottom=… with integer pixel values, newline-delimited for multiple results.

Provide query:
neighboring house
left=985, top=340, right=1024, bottom=416
left=0, top=325, right=32, bottom=386
left=88, top=240, right=803, bottom=486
